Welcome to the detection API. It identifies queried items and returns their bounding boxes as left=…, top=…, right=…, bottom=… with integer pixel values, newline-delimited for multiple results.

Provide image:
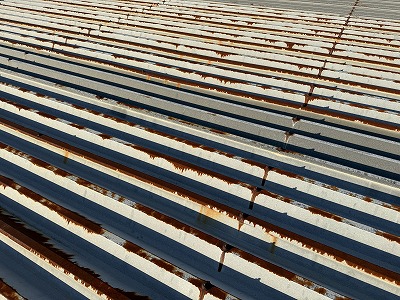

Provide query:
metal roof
left=0, top=0, right=399, bottom=299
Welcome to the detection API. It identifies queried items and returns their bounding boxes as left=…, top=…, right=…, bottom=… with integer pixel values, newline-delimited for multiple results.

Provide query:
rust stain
left=292, top=116, right=300, bottom=126
left=293, top=276, right=313, bottom=287
left=261, top=166, right=272, bottom=186
left=315, top=287, right=327, bottom=294
left=284, top=131, right=294, bottom=143
left=98, top=133, right=112, bottom=140
left=0, top=279, right=21, bottom=300
left=286, top=42, right=295, bottom=49
left=363, top=196, right=373, bottom=202
left=1, top=116, right=399, bottom=285
left=210, top=128, right=227, bottom=135
left=217, top=244, right=233, bottom=272
left=63, top=149, right=70, bottom=164
left=190, top=277, right=229, bottom=300
left=0, top=97, right=31, bottom=111
left=237, top=212, right=246, bottom=231
left=197, top=205, right=221, bottom=224
left=270, top=236, right=277, bottom=254
left=323, top=184, right=339, bottom=191
left=0, top=212, right=130, bottom=299
left=273, top=168, right=304, bottom=180
left=35, top=92, right=46, bottom=98
left=37, top=111, right=58, bottom=120
left=68, top=123, right=85, bottom=130
left=5, top=17, right=400, bottom=133
left=0, top=176, right=104, bottom=235
left=18, top=87, right=29, bottom=93
left=123, top=241, right=185, bottom=278
left=276, top=147, right=299, bottom=155
left=382, top=203, right=400, bottom=213
left=376, top=231, right=400, bottom=244
left=234, top=247, right=296, bottom=280
left=308, top=207, right=343, bottom=222
left=249, top=187, right=262, bottom=210
left=241, top=158, right=267, bottom=169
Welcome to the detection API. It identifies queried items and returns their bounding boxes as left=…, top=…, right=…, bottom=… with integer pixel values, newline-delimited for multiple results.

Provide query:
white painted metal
left=0, top=0, right=399, bottom=299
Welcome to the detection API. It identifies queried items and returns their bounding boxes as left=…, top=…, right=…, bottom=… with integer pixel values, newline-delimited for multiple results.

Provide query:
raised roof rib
left=0, top=0, right=399, bottom=299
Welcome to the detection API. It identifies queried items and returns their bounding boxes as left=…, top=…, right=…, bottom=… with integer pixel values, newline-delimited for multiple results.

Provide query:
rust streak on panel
left=123, top=241, right=185, bottom=277
left=308, top=207, right=343, bottom=222
left=0, top=278, right=22, bottom=300
left=0, top=217, right=135, bottom=299
left=376, top=231, right=400, bottom=244
left=1, top=118, right=399, bottom=285
left=0, top=175, right=104, bottom=234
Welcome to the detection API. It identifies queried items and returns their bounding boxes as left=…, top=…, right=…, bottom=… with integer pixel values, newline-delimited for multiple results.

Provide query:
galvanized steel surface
left=0, top=0, right=399, bottom=299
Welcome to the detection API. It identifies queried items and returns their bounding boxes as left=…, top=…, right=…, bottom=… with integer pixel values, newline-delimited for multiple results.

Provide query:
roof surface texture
left=0, top=0, right=399, bottom=299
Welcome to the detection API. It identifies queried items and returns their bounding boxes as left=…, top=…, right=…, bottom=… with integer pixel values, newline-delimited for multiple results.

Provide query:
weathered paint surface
left=0, top=0, right=399, bottom=299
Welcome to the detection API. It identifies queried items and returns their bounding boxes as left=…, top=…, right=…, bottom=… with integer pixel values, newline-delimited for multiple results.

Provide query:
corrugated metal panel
left=0, top=0, right=399, bottom=299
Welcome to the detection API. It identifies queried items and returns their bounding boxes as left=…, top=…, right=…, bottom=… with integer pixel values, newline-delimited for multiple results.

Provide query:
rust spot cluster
left=0, top=215, right=133, bottom=300
left=3, top=116, right=398, bottom=286
left=0, top=175, right=104, bottom=234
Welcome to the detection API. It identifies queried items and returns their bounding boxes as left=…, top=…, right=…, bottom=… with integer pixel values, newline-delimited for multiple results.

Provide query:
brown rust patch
left=217, top=244, right=233, bottom=272
left=241, top=158, right=267, bottom=169
left=69, top=123, right=85, bottom=130
left=6, top=18, right=400, bottom=130
left=0, top=97, right=31, bottom=111
left=261, top=166, right=272, bottom=186
left=237, top=212, right=246, bottom=231
left=276, top=147, right=299, bottom=155
left=293, top=276, right=314, bottom=288
left=270, top=236, right=277, bottom=254
left=292, top=116, right=301, bottom=126
left=210, top=128, right=227, bottom=135
left=3, top=118, right=399, bottom=284
left=308, top=207, right=343, bottom=222
left=123, top=241, right=184, bottom=277
left=53, top=167, right=70, bottom=177
left=134, top=203, right=221, bottom=246
left=323, top=184, right=339, bottom=191
left=0, top=278, right=21, bottom=300
left=130, top=144, right=241, bottom=184
left=234, top=248, right=296, bottom=280
left=198, top=205, right=222, bottom=224
left=286, top=42, right=295, bottom=49
left=37, top=111, right=58, bottom=120
left=348, top=102, right=371, bottom=109
left=0, top=214, right=131, bottom=299
left=188, top=279, right=228, bottom=300
left=3, top=145, right=70, bottom=178
left=0, top=205, right=73, bottom=262
left=273, top=168, right=304, bottom=180
left=363, top=196, right=373, bottom=202
left=18, top=87, right=29, bottom=93
left=0, top=176, right=104, bottom=234
left=35, top=92, right=46, bottom=98
left=376, top=231, right=400, bottom=244
left=249, top=187, right=262, bottom=210
left=98, top=133, right=113, bottom=140
left=304, top=94, right=319, bottom=107
left=284, top=131, right=294, bottom=143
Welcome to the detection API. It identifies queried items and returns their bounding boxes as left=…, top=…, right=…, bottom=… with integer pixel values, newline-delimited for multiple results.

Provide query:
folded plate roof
left=0, top=0, right=399, bottom=299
